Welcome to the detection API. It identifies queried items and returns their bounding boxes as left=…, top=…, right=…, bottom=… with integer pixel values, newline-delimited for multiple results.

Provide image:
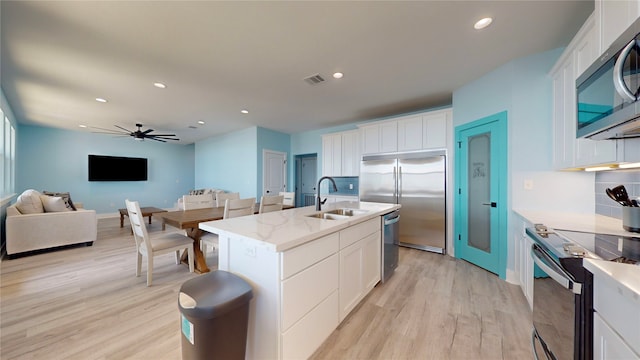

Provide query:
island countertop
left=199, top=201, right=400, bottom=252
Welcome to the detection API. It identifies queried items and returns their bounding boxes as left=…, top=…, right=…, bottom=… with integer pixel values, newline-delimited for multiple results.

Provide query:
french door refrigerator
left=359, top=150, right=446, bottom=254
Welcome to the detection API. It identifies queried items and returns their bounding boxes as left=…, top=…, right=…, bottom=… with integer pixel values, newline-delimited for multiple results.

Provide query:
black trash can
left=178, top=270, right=254, bottom=360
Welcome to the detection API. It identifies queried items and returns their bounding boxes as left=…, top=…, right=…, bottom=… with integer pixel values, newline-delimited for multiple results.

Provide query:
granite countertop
left=513, top=209, right=637, bottom=237
left=199, top=201, right=400, bottom=252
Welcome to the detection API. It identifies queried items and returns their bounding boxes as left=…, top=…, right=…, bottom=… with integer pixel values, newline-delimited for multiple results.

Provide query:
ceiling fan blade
left=148, top=137, right=167, bottom=142
left=114, top=125, right=133, bottom=133
left=149, top=136, right=179, bottom=141
left=145, top=133, right=176, bottom=137
left=89, top=125, right=128, bottom=133
left=141, top=129, right=154, bottom=135
left=91, top=131, right=130, bottom=135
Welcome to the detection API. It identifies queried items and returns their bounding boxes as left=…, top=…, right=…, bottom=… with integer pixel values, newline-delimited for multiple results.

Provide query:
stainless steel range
left=526, top=225, right=640, bottom=360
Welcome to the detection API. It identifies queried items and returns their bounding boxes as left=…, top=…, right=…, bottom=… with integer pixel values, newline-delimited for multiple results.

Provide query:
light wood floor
left=1, top=217, right=533, bottom=359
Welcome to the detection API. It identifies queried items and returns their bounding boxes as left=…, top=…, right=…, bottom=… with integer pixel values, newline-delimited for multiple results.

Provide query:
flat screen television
left=88, top=155, right=148, bottom=181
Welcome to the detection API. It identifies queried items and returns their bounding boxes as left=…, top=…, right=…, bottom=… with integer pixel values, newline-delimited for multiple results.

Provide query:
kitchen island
left=199, top=201, right=400, bottom=359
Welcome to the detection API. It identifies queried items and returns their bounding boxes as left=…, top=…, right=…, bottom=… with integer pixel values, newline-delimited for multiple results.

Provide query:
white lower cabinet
left=339, top=218, right=381, bottom=321
left=514, top=213, right=534, bottom=309
left=594, top=313, right=639, bottom=360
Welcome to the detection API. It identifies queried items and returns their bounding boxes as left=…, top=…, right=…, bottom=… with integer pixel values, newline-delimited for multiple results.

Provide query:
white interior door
left=263, top=150, right=286, bottom=196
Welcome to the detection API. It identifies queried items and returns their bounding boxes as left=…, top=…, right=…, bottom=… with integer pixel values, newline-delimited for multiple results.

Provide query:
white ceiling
left=1, top=1, right=593, bottom=144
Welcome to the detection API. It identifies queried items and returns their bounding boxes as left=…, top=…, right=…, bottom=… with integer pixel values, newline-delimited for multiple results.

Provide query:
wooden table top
left=159, top=204, right=293, bottom=230
left=159, top=207, right=225, bottom=230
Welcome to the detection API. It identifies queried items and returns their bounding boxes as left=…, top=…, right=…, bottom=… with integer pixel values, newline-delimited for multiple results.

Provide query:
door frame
left=262, top=149, right=287, bottom=196
left=454, top=111, right=508, bottom=279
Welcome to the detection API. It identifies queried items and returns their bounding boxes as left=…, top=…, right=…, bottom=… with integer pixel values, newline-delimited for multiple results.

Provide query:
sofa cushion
left=16, top=189, right=44, bottom=214
left=40, top=195, right=71, bottom=212
left=42, top=191, right=77, bottom=211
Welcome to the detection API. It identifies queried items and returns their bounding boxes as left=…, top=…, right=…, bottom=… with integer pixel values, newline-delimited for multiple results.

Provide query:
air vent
left=188, top=125, right=197, bottom=129
left=304, top=74, right=325, bottom=85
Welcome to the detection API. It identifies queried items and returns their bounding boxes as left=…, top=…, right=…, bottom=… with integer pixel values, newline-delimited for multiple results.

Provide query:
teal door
left=455, top=112, right=507, bottom=278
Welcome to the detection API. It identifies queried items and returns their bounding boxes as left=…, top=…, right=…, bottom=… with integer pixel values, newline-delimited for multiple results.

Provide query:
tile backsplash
left=328, top=176, right=359, bottom=196
left=595, top=170, right=640, bottom=219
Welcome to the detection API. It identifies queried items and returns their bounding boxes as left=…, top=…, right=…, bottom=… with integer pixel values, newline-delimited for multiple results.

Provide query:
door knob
left=482, top=202, right=497, bottom=208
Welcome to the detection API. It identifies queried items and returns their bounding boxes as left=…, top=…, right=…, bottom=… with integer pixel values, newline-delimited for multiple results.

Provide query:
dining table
left=158, top=203, right=293, bottom=273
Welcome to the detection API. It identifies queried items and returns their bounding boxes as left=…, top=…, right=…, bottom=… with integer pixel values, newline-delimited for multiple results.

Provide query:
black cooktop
left=555, top=229, right=640, bottom=264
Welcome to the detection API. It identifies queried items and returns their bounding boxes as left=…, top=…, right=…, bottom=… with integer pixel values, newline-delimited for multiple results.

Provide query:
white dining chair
left=182, top=194, right=215, bottom=210
left=259, top=195, right=284, bottom=214
left=279, top=191, right=295, bottom=207
left=125, top=199, right=194, bottom=286
left=215, top=192, right=240, bottom=207
left=201, top=197, right=256, bottom=262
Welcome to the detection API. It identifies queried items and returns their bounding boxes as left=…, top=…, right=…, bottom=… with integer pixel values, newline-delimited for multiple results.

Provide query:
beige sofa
left=6, top=190, right=97, bottom=257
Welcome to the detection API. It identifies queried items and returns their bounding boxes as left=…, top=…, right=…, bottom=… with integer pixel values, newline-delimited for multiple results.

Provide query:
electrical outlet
left=524, top=179, right=534, bottom=190
left=349, top=183, right=353, bottom=190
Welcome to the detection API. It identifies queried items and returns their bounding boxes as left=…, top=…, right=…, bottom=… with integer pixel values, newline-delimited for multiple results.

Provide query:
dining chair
left=125, top=199, right=194, bottom=286
left=182, top=194, right=215, bottom=210
left=259, top=195, right=284, bottom=214
left=201, top=197, right=257, bottom=262
left=215, top=192, right=240, bottom=207
left=279, top=191, right=295, bottom=207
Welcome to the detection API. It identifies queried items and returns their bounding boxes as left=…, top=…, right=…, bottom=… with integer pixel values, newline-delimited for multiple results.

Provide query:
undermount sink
left=325, top=208, right=369, bottom=216
left=305, top=212, right=349, bottom=220
left=305, top=208, right=369, bottom=220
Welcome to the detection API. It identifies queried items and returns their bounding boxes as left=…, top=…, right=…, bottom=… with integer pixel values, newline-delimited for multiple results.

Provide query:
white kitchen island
left=199, top=201, right=400, bottom=360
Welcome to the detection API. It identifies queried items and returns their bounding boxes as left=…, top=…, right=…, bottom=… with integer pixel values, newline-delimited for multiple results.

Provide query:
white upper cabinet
left=550, top=13, right=617, bottom=169
left=398, top=115, right=423, bottom=151
left=360, top=108, right=451, bottom=155
left=341, top=130, right=360, bottom=176
left=379, top=121, right=398, bottom=153
left=321, top=130, right=360, bottom=177
left=596, top=0, right=640, bottom=52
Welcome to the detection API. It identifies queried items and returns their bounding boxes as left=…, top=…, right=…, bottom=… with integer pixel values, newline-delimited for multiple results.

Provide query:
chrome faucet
left=316, top=176, right=338, bottom=211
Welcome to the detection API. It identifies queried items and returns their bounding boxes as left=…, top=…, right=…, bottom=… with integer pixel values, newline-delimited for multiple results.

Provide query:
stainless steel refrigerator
left=359, top=150, right=446, bottom=254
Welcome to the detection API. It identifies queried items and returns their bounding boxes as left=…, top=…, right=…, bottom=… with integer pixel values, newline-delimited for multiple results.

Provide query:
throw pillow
left=16, top=189, right=45, bottom=214
left=42, top=191, right=76, bottom=211
left=40, top=195, right=70, bottom=212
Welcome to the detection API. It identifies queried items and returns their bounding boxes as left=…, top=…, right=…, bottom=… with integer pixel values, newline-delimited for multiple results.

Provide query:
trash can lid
left=178, top=270, right=254, bottom=319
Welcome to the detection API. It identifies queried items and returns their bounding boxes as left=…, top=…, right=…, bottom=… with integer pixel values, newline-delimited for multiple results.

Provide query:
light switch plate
left=524, top=179, right=534, bottom=190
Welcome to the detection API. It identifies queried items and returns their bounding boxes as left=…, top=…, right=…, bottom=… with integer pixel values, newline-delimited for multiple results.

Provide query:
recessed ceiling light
left=95, top=98, right=107, bottom=103
left=474, top=17, right=493, bottom=30
left=197, top=120, right=205, bottom=125
left=241, top=109, right=249, bottom=114
left=78, top=124, right=87, bottom=128
left=333, top=72, right=344, bottom=79
left=154, top=82, right=166, bottom=89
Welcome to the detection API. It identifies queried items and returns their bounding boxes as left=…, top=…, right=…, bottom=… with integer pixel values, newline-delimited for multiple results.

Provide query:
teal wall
left=452, top=47, right=596, bottom=276
left=257, top=127, right=291, bottom=195
left=195, top=127, right=257, bottom=198
left=194, top=126, right=291, bottom=199
left=16, top=124, right=195, bottom=214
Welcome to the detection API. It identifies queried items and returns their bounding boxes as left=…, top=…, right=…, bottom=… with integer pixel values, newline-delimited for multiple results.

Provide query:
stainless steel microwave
left=576, top=17, right=640, bottom=140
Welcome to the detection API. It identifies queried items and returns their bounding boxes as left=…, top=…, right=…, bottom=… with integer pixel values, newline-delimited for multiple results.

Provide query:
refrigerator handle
left=393, top=166, right=397, bottom=201
left=398, top=166, right=402, bottom=200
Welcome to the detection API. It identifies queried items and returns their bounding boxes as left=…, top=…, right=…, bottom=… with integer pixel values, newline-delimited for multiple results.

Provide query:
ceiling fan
left=91, top=123, right=179, bottom=142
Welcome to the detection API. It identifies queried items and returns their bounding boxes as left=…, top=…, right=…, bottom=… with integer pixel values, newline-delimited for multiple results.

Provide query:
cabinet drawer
left=281, top=254, right=339, bottom=331
left=281, top=290, right=339, bottom=360
left=594, top=275, right=640, bottom=355
left=340, top=217, right=379, bottom=249
left=281, top=232, right=339, bottom=280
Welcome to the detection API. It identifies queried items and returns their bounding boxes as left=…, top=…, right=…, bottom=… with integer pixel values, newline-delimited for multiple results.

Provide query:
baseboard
left=505, top=269, right=520, bottom=285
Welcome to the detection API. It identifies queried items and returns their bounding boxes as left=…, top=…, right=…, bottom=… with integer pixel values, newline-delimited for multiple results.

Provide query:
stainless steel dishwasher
left=381, top=210, right=400, bottom=282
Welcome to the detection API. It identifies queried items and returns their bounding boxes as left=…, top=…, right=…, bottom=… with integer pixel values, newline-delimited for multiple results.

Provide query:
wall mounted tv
left=88, top=155, right=148, bottom=181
